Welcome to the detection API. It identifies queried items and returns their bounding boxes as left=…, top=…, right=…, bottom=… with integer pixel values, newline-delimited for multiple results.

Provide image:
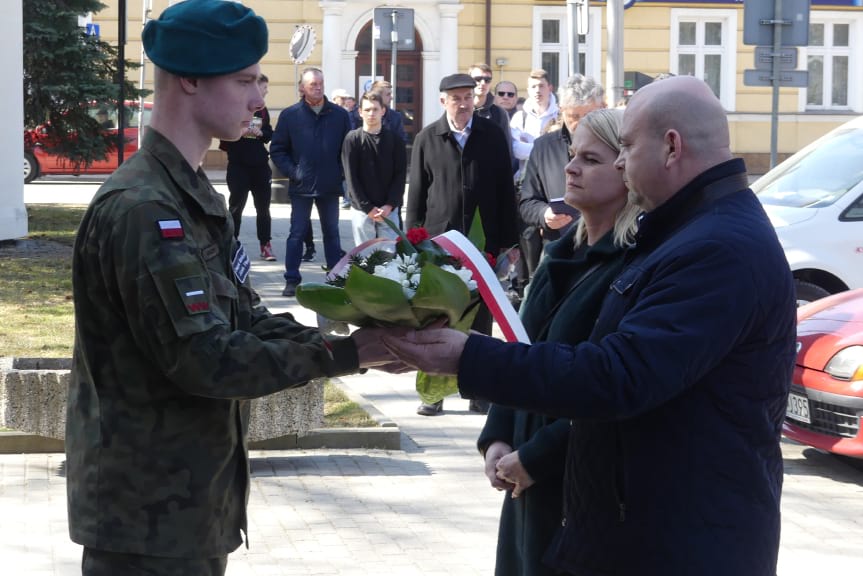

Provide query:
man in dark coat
left=469, top=63, right=513, bottom=169
left=406, top=72, right=519, bottom=415
left=519, top=74, right=606, bottom=279
left=384, top=76, right=797, bottom=575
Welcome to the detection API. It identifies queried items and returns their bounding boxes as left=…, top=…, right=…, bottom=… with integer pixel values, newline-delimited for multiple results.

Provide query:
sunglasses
left=497, top=91, right=516, bottom=97
left=473, top=76, right=493, bottom=84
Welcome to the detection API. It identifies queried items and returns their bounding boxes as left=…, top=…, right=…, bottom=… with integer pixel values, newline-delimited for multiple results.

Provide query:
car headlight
left=824, top=346, right=863, bottom=381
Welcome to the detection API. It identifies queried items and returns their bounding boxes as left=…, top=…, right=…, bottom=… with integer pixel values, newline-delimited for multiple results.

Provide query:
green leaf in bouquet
left=467, top=207, right=486, bottom=253
left=344, top=265, right=420, bottom=327
left=382, top=217, right=418, bottom=256
left=411, top=263, right=472, bottom=327
left=295, top=283, right=370, bottom=324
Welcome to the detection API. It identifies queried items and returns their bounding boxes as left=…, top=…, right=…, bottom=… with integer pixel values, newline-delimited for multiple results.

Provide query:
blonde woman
left=477, top=108, right=639, bottom=576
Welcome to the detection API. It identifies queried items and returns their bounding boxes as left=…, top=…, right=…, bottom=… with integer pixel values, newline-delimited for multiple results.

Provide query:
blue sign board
left=85, top=23, right=100, bottom=37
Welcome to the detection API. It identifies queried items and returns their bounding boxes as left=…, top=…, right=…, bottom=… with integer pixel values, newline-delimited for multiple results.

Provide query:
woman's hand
left=496, top=450, right=535, bottom=498
left=484, top=441, right=515, bottom=491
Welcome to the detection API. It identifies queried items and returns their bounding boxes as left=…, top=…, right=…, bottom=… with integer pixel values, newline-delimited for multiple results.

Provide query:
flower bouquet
left=295, top=219, right=486, bottom=404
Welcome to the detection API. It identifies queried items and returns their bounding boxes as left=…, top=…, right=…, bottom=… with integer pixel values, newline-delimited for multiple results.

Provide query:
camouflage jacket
left=67, top=129, right=359, bottom=558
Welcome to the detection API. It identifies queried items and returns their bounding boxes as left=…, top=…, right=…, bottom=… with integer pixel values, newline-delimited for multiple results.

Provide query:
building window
left=670, top=9, right=737, bottom=111
left=532, top=6, right=601, bottom=90
left=806, top=21, right=851, bottom=109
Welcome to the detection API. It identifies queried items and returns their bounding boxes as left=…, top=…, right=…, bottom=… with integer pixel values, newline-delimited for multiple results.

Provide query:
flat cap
left=143, top=0, right=268, bottom=77
left=439, top=73, right=477, bottom=92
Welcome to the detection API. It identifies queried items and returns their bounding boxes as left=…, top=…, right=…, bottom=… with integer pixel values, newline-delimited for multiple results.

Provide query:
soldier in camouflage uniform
left=66, top=2, right=396, bottom=574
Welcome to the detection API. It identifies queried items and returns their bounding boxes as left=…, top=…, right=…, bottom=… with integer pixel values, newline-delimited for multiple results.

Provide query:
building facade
left=48, top=1, right=863, bottom=170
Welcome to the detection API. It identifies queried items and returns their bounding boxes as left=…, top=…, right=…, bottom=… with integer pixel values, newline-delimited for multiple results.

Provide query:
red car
left=785, top=288, right=863, bottom=458
left=24, top=101, right=152, bottom=183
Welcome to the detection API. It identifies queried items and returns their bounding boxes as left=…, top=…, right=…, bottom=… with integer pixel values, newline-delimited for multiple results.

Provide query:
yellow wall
left=85, top=0, right=858, bottom=161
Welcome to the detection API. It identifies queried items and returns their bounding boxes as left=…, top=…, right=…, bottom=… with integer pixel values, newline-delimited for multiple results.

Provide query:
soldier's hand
left=352, top=326, right=411, bottom=368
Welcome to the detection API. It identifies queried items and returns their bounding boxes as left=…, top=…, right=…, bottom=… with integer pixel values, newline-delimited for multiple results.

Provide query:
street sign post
left=753, top=46, right=798, bottom=70
left=743, top=69, right=808, bottom=88
left=742, top=0, right=811, bottom=169
left=371, top=8, right=414, bottom=109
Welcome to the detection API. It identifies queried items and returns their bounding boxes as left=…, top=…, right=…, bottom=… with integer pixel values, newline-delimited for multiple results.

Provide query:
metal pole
left=390, top=10, right=398, bottom=109
left=138, top=0, right=151, bottom=148
left=117, top=0, right=126, bottom=165
left=371, top=21, right=377, bottom=89
left=566, top=0, right=579, bottom=77
left=770, top=0, right=782, bottom=169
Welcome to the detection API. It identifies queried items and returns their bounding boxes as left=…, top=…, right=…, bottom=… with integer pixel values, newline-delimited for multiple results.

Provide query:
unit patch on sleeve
left=157, top=219, right=185, bottom=239
left=232, top=244, right=250, bottom=284
left=174, top=276, right=210, bottom=315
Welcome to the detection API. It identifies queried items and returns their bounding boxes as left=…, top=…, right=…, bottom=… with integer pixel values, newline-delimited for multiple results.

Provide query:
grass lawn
left=0, top=204, right=374, bottom=428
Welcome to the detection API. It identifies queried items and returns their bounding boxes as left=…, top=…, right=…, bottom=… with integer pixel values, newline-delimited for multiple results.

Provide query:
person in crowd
left=406, top=73, right=519, bottom=416
left=343, top=95, right=356, bottom=112
left=480, top=107, right=639, bottom=576
left=349, top=80, right=407, bottom=144
left=509, top=69, right=560, bottom=304
left=494, top=80, right=519, bottom=119
left=518, top=74, right=606, bottom=281
left=469, top=62, right=513, bottom=166
left=330, top=88, right=349, bottom=108
left=271, top=67, right=351, bottom=297
left=342, top=90, right=407, bottom=245
left=510, top=69, right=559, bottom=179
left=219, top=73, right=276, bottom=261
left=66, top=2, right=398, bottom=574
left=382, top=75, right=797, bottom=576
left=95, top=108, right=114, bottom=129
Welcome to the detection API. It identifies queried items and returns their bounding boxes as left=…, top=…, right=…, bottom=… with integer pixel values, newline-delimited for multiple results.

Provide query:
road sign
left=373, top=8, right=414, bottom=51
left=743, top=69, right=809, bottom=88
left=754, top=46, right=798, bottom=70
left=743, top=0, right=810, bottom=47
left=85, top=23, right=100, bottom=37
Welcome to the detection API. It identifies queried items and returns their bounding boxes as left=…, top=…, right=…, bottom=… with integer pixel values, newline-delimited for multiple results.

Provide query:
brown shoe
left=416, top=400, right=443, bottom=416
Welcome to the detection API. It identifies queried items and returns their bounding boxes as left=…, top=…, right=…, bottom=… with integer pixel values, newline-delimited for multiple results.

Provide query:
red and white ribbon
left=433, top=231, right=530, bottom=344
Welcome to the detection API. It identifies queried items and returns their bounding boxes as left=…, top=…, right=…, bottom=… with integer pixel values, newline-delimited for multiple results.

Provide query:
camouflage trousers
left=82, top=547, right=228, bottom=576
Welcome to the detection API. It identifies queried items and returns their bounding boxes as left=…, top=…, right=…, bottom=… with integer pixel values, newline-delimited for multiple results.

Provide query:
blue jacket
left=459, top=159, right=797, bottom=576
left=270, top=97, right=350, bottom=197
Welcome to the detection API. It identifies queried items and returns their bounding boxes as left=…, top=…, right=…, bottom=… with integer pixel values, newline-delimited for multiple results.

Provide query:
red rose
left=406, top=227, right=430, bottom=245
left=485, top=252, right=496, bottom=268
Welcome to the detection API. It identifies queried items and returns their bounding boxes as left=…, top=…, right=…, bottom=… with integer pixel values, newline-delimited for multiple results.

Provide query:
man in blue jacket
left=383, top=75, right=797, bottom=575
left=271, top=67, right=351, bottom=297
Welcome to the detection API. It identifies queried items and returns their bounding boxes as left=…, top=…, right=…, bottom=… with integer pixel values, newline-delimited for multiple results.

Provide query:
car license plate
left=786, top=392, right=811, bottom=424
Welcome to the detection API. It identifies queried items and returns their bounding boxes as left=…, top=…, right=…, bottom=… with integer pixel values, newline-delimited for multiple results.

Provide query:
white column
left=422, top=51, right=442, bottom=128
left=437, top=3, right=463, bottom=78
left=606, top=0, right=625, bottom=107
left=0, top=0, right=27, bottom=241
left=319, top=0, right=346, bottom=95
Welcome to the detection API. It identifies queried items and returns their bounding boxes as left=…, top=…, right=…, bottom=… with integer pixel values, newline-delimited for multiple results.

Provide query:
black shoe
left=301, top=246, right=316, bottom=261
left=417, top=400, right=443, bottom=416
left=468, top=399, right=489, bottom=414
left=282, top=282, right=297, bottom=297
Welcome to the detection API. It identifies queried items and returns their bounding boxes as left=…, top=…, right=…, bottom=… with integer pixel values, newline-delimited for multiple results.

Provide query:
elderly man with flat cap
left=66, top=1, right=397, bottom=574
left=406, top=73, right=519, bottom=416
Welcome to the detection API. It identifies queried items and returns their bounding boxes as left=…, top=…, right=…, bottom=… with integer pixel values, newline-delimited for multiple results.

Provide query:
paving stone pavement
left=6, top=178, right=863, bottom=575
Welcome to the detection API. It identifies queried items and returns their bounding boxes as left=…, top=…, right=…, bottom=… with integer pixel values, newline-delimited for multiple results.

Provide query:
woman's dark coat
left=477, top=227, right=627, bottom=576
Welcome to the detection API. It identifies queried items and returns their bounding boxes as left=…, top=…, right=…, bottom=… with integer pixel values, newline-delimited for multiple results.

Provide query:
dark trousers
left=82, top=547, right=227, bottom=576
left=284, top=194, right=342, bottom=284
left=226, top=162, right=272, bottom=245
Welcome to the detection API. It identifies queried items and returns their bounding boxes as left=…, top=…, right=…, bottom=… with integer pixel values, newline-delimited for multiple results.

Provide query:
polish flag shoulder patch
left=158, top=219, right=185, bottom=239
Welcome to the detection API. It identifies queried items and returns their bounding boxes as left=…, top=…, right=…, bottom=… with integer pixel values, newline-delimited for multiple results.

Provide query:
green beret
left=143, top=0, right=268, bottom=77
